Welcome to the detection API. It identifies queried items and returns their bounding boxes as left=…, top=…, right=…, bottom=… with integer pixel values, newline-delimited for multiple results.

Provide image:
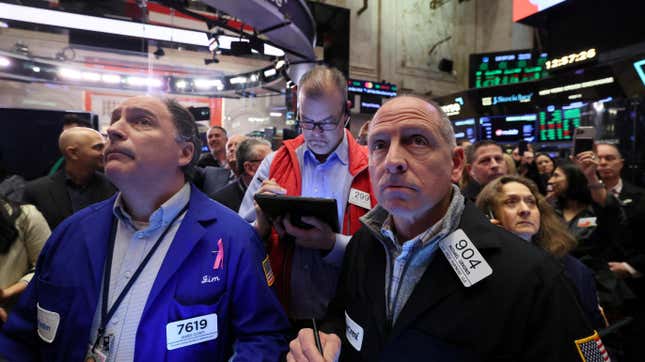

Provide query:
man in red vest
left=238, top=65, right=376, bottom=327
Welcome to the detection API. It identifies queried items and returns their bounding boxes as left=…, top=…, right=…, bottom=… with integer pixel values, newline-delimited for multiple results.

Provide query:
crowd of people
left=0, top=64, right=642, bottom=361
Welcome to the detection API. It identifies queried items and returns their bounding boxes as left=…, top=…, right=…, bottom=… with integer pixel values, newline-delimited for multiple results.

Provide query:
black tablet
left=253, top=194, right=340, bottom=233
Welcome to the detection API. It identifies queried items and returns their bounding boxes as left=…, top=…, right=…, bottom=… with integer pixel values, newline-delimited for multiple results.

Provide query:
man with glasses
left=239, top=65, right=376, bottom=328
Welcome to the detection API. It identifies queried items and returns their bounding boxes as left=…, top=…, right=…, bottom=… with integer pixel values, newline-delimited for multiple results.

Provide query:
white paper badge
left=345, top=311, right=364, bottom=351
left=577, top=217, right=597, bottom=228
left=37, top=303, right=60, bottom=343
left=349, top=188, right=371, bottom=210
left=166, top=313, right=218, bottom=350
left=439, top=229, right=493, bottom=287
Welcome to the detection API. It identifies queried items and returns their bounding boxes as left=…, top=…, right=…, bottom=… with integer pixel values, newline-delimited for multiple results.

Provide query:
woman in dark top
left=477, top=175, right=605, bottom=329
left=547, top=160, right=633, bottom=314
left=547, top=162, right=623, bottom=264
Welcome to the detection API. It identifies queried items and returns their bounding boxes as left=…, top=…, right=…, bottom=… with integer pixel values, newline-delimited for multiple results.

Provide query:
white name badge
left=166, top=313, right=218, bottom=350
left=439, top=229, right=492, bottom=287
left=345, top=311, right=364, bottom=351
left=349, top=188, right=371, bottom=210
left=577, top=217, right=597, bottom=228
left=36, top=303, right=60, bottom=343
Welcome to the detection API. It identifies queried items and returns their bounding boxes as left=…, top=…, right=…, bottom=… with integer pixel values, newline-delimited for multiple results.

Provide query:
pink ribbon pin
left=213, top=238, right=224, bottom=270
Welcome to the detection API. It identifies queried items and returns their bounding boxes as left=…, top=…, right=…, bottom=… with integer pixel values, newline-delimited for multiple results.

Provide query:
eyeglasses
left=298, top=116, right=342, bottom=131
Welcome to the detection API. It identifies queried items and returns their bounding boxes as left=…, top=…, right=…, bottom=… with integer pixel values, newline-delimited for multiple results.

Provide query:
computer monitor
left=479, top=114, right=537, bottom=143
left=451, top=118, right=477, bottom=143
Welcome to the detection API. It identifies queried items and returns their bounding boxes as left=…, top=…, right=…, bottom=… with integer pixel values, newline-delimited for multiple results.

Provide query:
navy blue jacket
left=0, top=184, right=289, bottom=361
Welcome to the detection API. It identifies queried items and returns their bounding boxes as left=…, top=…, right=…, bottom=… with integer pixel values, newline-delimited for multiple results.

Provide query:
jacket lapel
left=142, top=186, right=218, bottom=314
left=387, top=203, right=500, bottom=340
left=49, top=170, right=72, bottom=216
left=388, top=250, right=460, bottom=340
left=364, top=237, right=388, bottom=342
left=80, top=196, right=117, bottom=308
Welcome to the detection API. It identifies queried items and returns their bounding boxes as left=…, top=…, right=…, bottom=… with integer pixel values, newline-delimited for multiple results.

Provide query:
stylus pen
left=312, top=318, right=323, bottom=354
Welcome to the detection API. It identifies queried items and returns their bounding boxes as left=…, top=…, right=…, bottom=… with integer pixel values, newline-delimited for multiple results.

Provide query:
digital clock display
left=469, top=50, right=549, bottom=89
left=545, top=48, right=597, bottom=70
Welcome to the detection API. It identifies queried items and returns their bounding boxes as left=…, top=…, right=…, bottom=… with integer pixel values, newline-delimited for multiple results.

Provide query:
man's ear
left=65, top=146, right=79, bottom=160
left=451, top=147, right=466, bottom=184
left=178, top=141, right=195, bottom=167
left=243, top=161, right=254, bottom=177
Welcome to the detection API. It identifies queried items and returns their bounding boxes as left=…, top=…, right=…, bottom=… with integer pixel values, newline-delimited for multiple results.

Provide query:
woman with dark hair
left=477, top=175, right=605, bottom=329
left=0, top=196, right=50, bottom=323
left=548, top=159, right=632, bottom=315
left=548, top=162, right=614, bottom=257
left=535, top=153, right=555, bottom=176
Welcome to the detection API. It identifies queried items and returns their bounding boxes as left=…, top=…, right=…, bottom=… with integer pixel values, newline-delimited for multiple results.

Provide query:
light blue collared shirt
left=239, top=132, right=355, bottom=319
left=88, top=183, right=190, bottom=361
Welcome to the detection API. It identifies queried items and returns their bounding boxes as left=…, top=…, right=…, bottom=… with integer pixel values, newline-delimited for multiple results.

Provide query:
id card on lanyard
left=86, top=203, right=189, bottom=361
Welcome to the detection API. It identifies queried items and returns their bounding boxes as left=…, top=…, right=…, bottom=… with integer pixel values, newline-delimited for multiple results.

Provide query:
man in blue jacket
left=0, top=96, right=290, bottom=361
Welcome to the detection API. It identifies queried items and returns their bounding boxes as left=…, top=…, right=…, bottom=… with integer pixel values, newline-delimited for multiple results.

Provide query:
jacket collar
left=386, top=202, right=501, bottom=339
left=143, top=184, right=218, bottom=311
left=79, top=184, right=219, bottom=317
left=284, top=129, right=368, bottom=177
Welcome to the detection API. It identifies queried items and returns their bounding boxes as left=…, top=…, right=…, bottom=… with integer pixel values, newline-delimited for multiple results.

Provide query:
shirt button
left=124, top=271, right=132, bottom=279
left=136, top=233, right=144, bottom=239
left=112, top=318, right=119, bottom=325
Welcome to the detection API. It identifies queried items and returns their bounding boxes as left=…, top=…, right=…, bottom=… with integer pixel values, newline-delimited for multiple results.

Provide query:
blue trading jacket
left=0, top=184, right=290, bottom=361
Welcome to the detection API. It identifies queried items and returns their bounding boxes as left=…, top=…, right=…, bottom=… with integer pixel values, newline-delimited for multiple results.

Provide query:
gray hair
left=208, top=125, right=227, bottom=138
left=236, top=138, right=272, bottom=174
left=297, top=65, right=348, bottom=112
left=162, top=98, right=202, bottom=178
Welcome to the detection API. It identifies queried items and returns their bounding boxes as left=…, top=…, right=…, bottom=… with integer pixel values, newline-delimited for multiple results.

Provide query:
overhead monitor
left=347, top=79, right=398, bottom=114
left=469, top=50, right=549, bottom=89
left=479, top=114, right=537, bottom=143
left=451, top=118, right=477, bottom=144
left=538, top=104, right=582, bottom=142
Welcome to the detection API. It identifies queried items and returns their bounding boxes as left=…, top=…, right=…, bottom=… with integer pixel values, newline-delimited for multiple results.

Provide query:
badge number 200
left=176, top=319, right=208, bottom=335
left=454, top=239, right=481, bottom=270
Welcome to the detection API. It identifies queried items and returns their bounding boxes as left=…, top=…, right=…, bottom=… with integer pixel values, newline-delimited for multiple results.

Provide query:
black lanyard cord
left=92, top=203, right=189, bottom=352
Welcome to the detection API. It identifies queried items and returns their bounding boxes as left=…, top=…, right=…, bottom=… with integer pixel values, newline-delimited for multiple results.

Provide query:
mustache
left=104, top=146, right=134, bottom=158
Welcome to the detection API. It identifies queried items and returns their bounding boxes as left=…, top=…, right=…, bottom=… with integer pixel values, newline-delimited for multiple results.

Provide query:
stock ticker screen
left=538, top=105, right=582, bottom=142
left=479, top=114, right=537, bottom=143
left=470, top=50, right=549, bottom=89
left=451, top=118, right=477, bottom=143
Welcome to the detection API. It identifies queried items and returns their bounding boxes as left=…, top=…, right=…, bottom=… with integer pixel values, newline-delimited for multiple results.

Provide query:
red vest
left=267, top=129, right=376, bottom=312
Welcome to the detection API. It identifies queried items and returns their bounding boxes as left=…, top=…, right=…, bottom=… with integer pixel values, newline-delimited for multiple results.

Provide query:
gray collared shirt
left=88, top=183, right=190, bottom=361
left=361, top=185, right=465, bottom=324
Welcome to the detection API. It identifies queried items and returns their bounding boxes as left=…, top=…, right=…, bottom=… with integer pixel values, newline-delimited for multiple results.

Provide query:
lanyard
left=91, top=203, right=189, bottom=352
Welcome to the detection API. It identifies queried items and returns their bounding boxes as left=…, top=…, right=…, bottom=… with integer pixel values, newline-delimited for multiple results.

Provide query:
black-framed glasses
left=297, top=112, right=344, bottom=131
left=298, top=119, right=341, bottom=131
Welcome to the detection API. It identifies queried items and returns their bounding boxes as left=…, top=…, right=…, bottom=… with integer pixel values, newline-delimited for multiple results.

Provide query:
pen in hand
left=312, top=318, right=323, bottom=354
